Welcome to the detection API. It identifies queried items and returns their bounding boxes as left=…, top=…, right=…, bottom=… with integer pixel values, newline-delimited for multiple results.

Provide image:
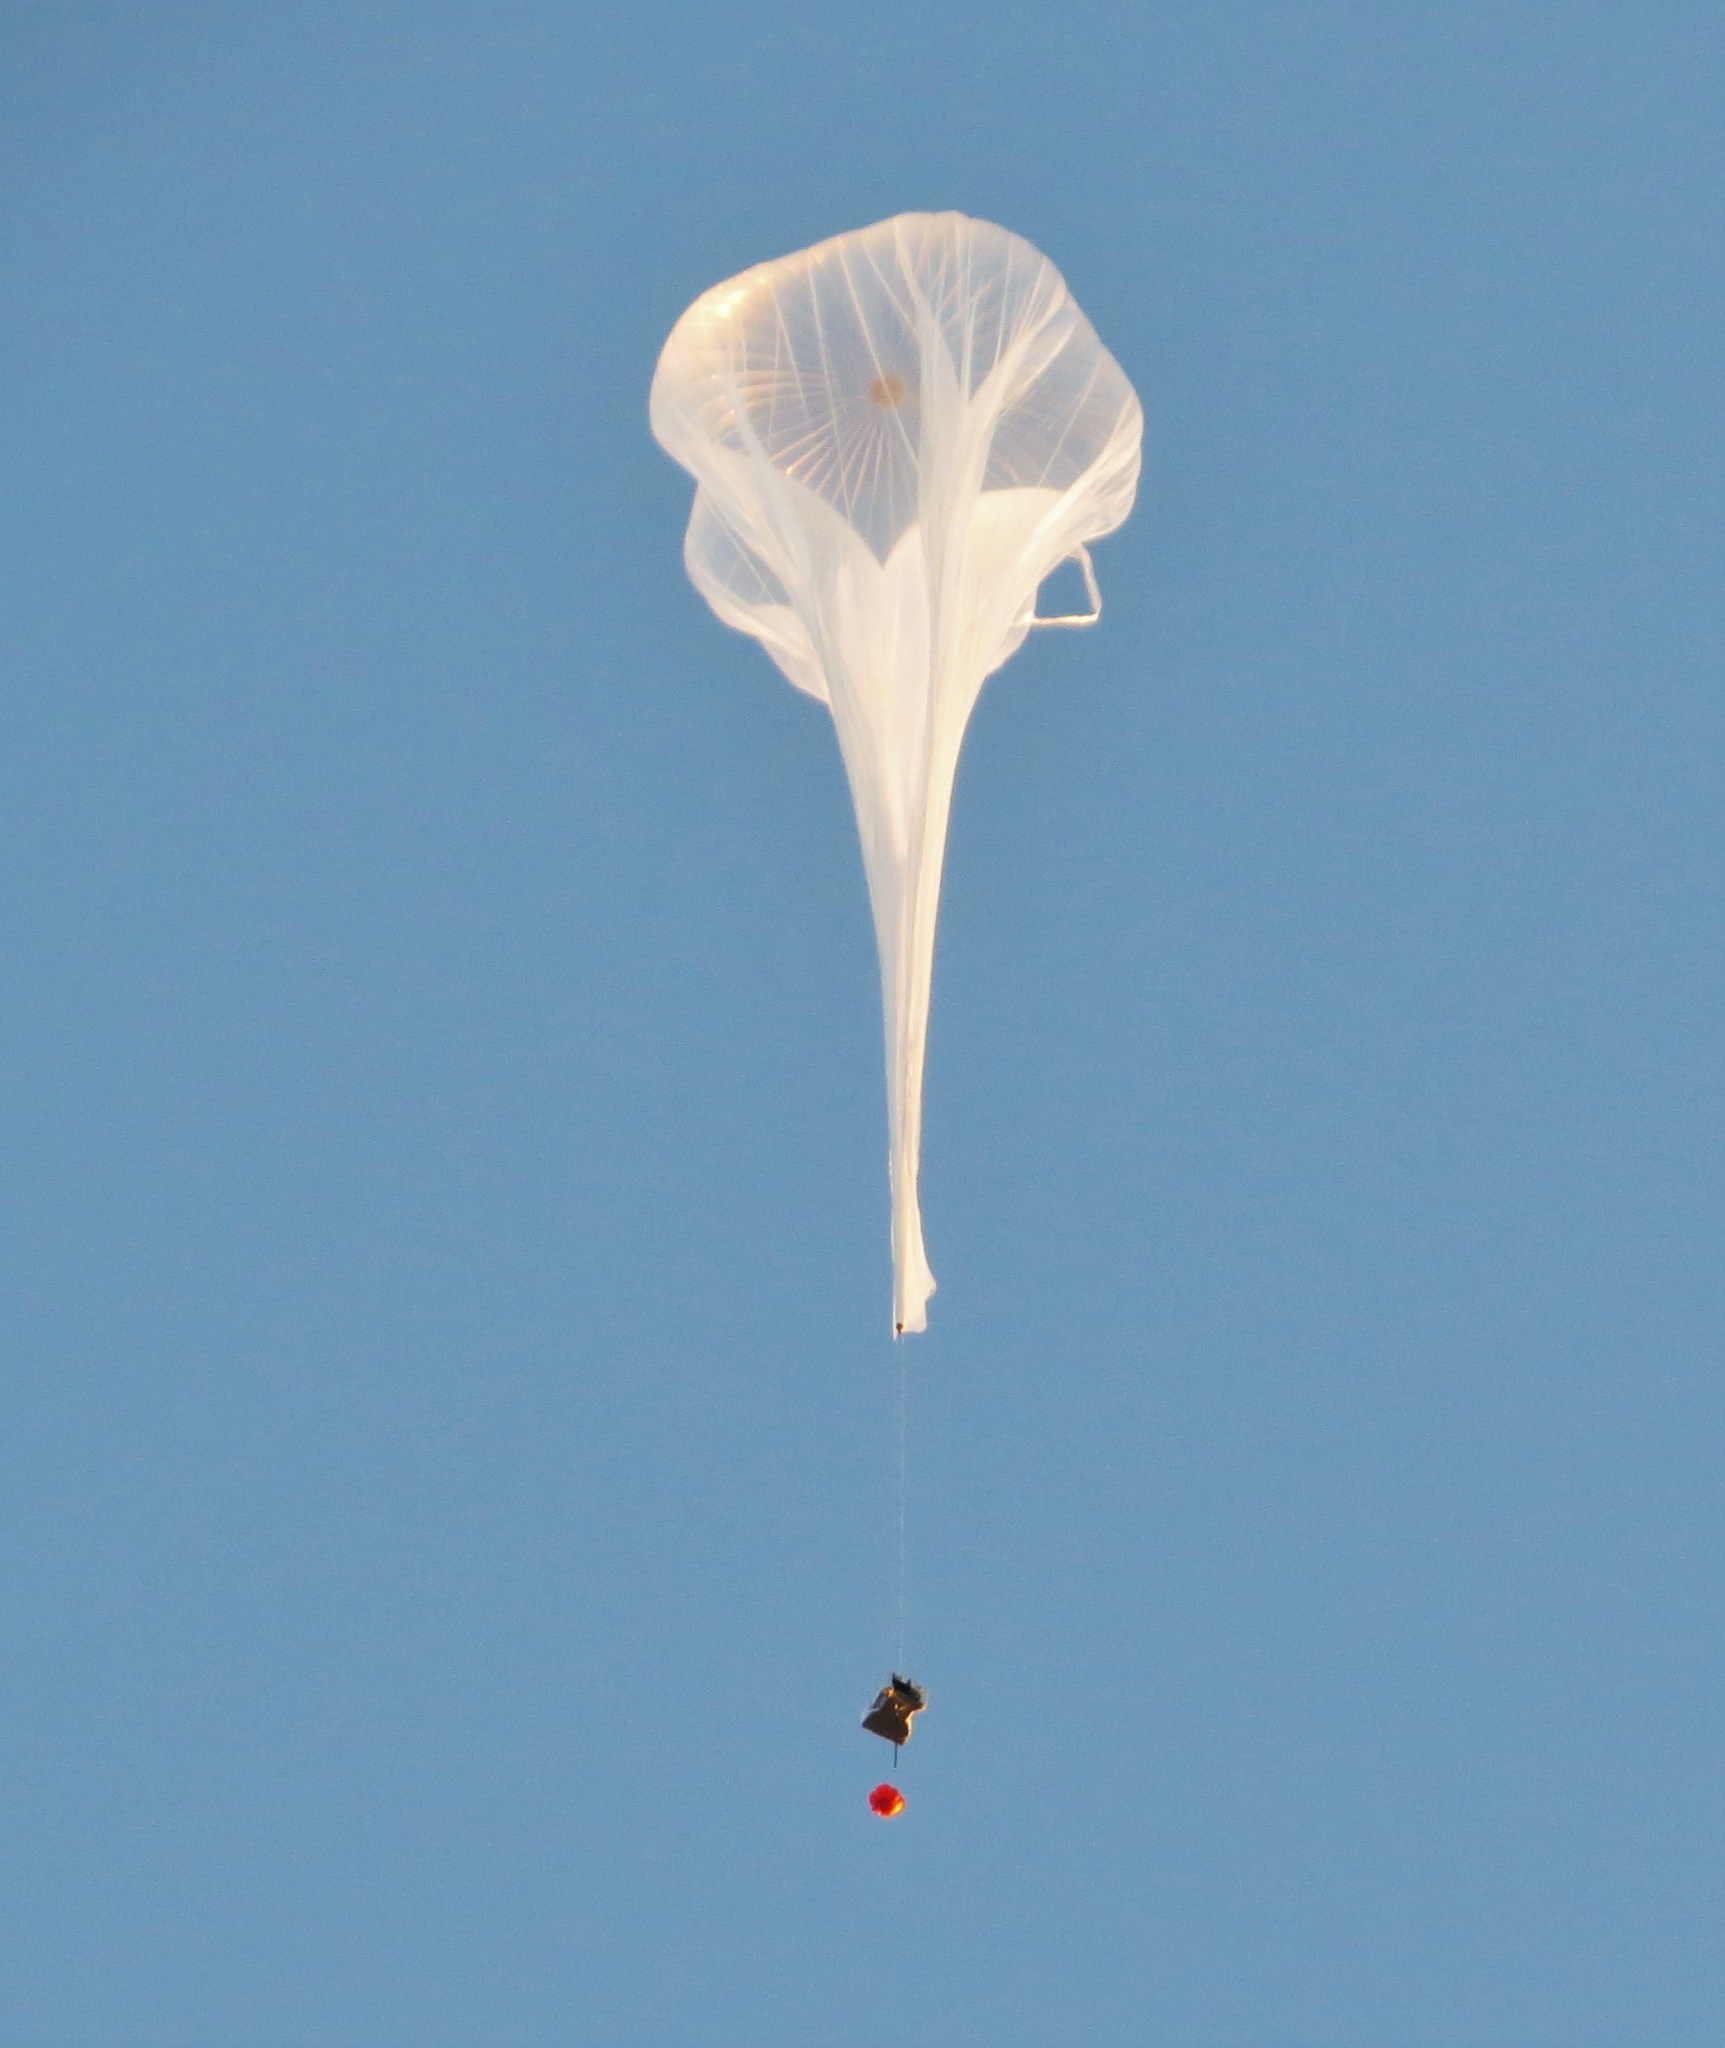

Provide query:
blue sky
left=1, top=5, right=1719, bottom=2043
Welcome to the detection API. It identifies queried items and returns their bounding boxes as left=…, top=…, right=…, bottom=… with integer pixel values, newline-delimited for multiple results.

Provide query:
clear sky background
left=2, top=6, right=1719, bottom=2044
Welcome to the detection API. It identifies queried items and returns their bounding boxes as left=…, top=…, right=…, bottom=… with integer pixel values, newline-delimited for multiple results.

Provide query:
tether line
left=894, top=1339, right=908, bottom=1672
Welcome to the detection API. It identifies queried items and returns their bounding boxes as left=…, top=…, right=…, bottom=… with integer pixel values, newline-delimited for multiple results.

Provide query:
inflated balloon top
left=868, top=1782, right=906, bottom=1819
left=651, top=212, right=1142, bottom=1333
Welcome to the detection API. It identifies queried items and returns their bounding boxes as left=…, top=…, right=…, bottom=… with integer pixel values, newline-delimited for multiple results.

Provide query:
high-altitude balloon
left=651, top=212, right=1142, bottom=1333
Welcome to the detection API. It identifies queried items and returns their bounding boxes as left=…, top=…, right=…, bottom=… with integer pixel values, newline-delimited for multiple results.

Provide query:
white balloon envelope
left=650, top=212, right=1142, bottom=1333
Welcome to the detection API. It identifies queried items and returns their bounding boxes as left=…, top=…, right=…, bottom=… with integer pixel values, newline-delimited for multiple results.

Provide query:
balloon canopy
left=651, top=212, right=1142, bottom=1332
left=868, top=1782, right=907, bottom=1819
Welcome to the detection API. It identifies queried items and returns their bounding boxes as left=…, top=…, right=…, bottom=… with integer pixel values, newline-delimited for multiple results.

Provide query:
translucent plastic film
left=650, top=212, right=1142, bottom=1332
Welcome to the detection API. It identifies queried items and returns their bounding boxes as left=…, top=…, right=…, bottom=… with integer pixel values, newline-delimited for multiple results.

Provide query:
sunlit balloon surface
left=652, top=213, right=1142, bottom=1331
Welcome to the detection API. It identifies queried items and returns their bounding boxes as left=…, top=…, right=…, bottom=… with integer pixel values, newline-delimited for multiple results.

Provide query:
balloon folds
left=651, top=212, right=1142, bottom=1333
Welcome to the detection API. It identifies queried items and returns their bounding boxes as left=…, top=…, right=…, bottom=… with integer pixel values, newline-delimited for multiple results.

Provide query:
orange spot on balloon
left=869, top=1783, right=906, bottom=1818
